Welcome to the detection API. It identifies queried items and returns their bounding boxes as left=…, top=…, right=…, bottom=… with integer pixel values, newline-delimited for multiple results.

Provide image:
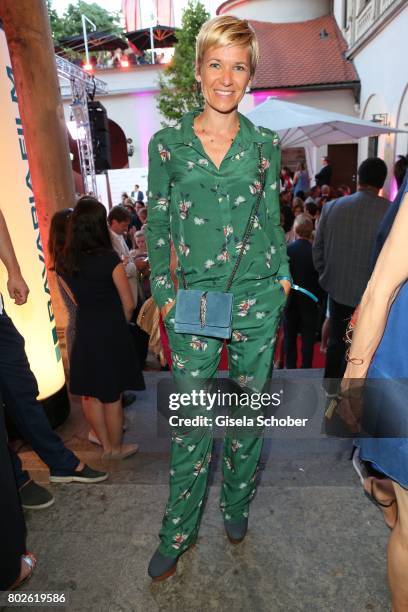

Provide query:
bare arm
left=344, top=193, right=408, bottom=380
left=0, top=209, right=29, bottom=305
left=112, top=263, right=135, bottom=322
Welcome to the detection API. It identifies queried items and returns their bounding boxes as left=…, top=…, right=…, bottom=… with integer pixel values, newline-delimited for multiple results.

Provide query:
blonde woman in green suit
left=146, top=15, right=291, bottom=580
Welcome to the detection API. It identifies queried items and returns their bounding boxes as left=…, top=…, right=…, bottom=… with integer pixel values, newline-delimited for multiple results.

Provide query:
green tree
left=46, top=0, right=65, bottom=41
left=157, top=0, right=209, bottom=125
left=47, top=0, right=122, bottom=43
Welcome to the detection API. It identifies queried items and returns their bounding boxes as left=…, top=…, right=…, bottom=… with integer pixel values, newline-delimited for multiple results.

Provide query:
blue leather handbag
left=174, top=144, right=265, bottom=339
left=174, top=289, right=234, bottom=338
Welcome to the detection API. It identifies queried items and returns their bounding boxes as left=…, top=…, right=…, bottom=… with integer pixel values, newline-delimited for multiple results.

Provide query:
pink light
left=120, top=58, right=129, bottom=68
left=131, top=90, right=157, bottom=167
left=252, top=89, right=298, bottom=106
left=389, top=176, right=398, bottom=201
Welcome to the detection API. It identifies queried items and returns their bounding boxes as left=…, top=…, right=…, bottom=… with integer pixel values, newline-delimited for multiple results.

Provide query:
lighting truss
left=55, top=54, right=108, bottom=195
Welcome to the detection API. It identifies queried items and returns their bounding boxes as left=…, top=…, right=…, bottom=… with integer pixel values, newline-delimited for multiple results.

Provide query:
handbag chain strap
left=180, top=142, right=265, bottom=292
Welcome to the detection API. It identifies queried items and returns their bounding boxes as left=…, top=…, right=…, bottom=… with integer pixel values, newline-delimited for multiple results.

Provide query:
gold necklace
left=196, top=121, right=239, bottom=144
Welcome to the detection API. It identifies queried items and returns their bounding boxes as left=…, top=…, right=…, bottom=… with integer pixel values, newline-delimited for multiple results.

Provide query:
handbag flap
left=175, top=289, right=233, bottom=328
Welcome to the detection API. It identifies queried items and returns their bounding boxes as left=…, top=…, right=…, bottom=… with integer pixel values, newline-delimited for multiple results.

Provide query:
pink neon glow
left=252, top=89, right=298, bottom=106
left=132, top=90, right=157, bottom=167
left=389, top=176, right=398, bottom=201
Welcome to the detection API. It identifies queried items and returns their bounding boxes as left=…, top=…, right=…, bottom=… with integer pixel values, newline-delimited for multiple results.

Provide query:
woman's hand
left=336, top=373, right=366, bottom=434
left=279, top=279, right=291, bottom=296
left=161, top=300, right=176, bottom=321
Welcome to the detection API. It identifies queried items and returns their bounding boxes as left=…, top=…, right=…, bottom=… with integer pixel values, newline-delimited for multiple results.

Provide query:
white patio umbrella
left=245, top=98, right=405, bottom=148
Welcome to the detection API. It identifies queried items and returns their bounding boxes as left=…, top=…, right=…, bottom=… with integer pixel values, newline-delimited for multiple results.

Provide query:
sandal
left=364, top=477, right=397, bottom=529
left=11, top=552, right=37, bottom=589
left=103, top=444, right=139, bottom=460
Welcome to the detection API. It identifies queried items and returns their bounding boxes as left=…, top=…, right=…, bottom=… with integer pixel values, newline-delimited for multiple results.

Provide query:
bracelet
left=345, top=355, right=364, bottom=365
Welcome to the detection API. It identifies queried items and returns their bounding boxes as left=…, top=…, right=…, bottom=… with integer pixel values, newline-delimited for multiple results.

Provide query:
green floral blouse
left=146, top=109, right=290, bottom=309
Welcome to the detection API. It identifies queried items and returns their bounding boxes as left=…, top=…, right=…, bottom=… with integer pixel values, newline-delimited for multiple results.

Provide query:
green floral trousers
left=158, top=276, right=286, bottom=557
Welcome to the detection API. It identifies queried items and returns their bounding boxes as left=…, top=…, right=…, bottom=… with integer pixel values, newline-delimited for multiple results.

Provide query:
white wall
left=217, top=0, right=331, bottom=22
left=96, top=64, right=163, bottom=93
left=98, top=92, right=163, bottom=167
left=352, top=5, right=408, bottom=196
left=332, top=2, right=408, bottom=197
left=333, top=0, right=347, bottom=30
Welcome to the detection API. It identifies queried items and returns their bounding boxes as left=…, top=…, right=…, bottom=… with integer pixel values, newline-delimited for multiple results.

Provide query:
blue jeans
left=0, top=311, right=79, bottom=487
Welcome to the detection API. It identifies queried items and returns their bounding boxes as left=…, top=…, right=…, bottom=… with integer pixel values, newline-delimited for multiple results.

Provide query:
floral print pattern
left=150, top=111, right=289, bottom=559
left=146, top=109, right=290, bottom=309
left=156, top=277, right=286, bottom=559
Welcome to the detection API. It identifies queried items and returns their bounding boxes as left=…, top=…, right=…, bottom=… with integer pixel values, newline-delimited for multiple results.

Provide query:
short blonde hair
left=196, top=15, right=259, bottom=77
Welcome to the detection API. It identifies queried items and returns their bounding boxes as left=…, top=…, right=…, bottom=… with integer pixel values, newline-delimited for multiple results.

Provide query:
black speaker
left=88, top=100, right=112, bottom=172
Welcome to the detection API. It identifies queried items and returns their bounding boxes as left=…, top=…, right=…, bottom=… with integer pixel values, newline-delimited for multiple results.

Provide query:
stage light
left=66, top=120, right=86, bottom=141
left=83, top=62, right=93, bottom=72
left=120, top=58, right=129, bottom=68
left=70, top=100, right=87, bottom=124
left=0, top=30, right=65, bottom=400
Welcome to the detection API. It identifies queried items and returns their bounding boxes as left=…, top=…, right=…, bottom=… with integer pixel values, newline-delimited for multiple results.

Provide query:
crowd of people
left=274, top=154, right=408, bottom=373
left=69, top=47, right=168, bottom=71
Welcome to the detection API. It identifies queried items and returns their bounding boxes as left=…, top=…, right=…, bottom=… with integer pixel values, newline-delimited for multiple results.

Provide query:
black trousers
left=0, top=311, right=79, bottom=486
left=283, top=294, right=319, bottom=369
left=130, top=303, right=149, bottom=370
left=0, top=400, right=26, bottom=590
left=324, top=297, right=355, bottom=391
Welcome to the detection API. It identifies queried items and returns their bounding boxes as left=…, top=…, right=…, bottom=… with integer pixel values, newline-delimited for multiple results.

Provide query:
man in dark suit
left=313, top=157, right=390, bottom=391
left=315, top=156, right=332, bottom=187
left=131, top=184, right=144, bottom=202
left=284, top=214, right=321, bottom=368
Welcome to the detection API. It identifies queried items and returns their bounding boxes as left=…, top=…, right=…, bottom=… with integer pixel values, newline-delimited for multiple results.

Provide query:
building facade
left=333, top=0, right=408, bottom=197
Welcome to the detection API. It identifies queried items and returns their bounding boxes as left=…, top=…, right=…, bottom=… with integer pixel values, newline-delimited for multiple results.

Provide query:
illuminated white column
left=0, top=28, right=65, bottom=400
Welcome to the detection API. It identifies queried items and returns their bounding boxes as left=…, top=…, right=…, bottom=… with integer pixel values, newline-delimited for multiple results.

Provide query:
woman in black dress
left=58, top=197, right=144, bottom=460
